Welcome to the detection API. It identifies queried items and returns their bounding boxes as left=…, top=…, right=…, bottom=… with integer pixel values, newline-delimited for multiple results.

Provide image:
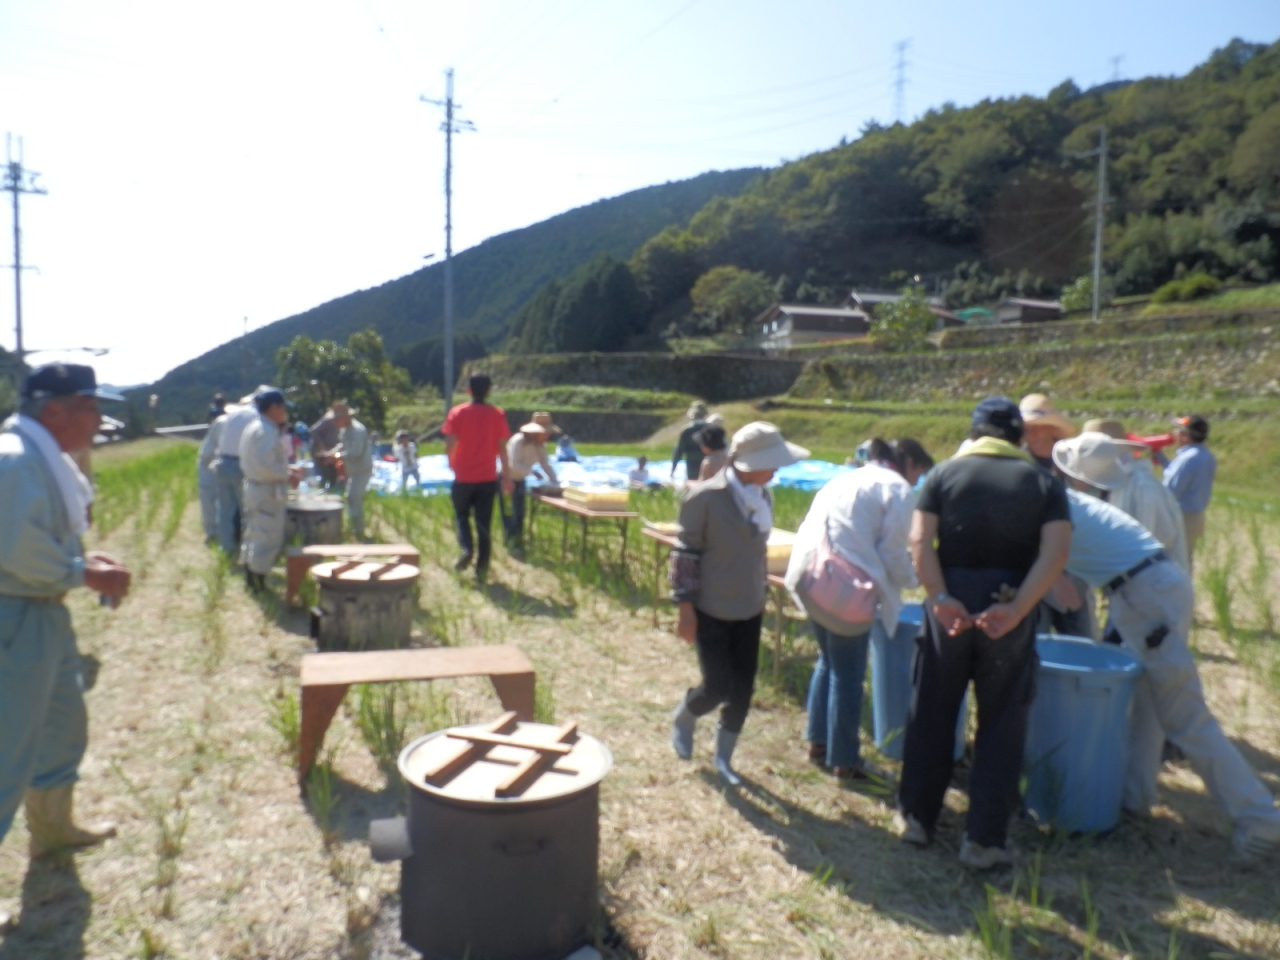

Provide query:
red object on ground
left=1127, top=432, right=1175, bottom=453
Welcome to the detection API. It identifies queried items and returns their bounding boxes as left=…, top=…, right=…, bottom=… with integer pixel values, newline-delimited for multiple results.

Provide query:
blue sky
left=2, top=0, right=1278, bottom=385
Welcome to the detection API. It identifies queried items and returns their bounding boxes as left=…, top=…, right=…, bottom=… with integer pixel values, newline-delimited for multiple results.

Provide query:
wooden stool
left=297, top=645, right=537, bottom=782
left=285, top=543, right=419, bottom=604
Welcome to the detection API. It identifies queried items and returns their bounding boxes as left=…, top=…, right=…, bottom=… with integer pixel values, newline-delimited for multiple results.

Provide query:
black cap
left=254, top=388, right=287, bottom=412
left=1173, top=414, right=1209, bottom=443
left=971, top=395, right=1024, bottom=439
left=21, top=363, right=123, bottom=402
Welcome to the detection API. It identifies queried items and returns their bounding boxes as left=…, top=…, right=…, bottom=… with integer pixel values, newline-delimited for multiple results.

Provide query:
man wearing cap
left=332, top=402, right=374, bottom=540
left=670, top=401, right=709, bottom=482
left=443, top=373, right=514, bottom=580
left=670, top=422, right=809, bottom=786
left=210, top=396, right=261, bottom=556
left=503, top=416, right=558, bottom=557
left=239, top=389, right=305, bottom=593
left=310, top=406, right=342, bottom=491
left=1163, top=415, right=1216, bottom=572
left=897, top=396, right=1071, bottom=869
left=1051, top=436, right=1280, bottom=859
left=0, top=364, right=131, bottom=928
left=197, top=408, right=224, bottom=542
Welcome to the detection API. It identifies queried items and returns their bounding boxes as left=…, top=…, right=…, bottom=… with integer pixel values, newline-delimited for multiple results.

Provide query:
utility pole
left=1089, top=126, right=1108, bottom=321
left=3, top=134, right=47, bottom=365
left=893, top=40, right=911, bottom=125
left=422, top=69, right=474, bottom=413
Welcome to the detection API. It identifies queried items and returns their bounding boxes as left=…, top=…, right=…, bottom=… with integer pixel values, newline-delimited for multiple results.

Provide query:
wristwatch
left=932, top=591, right=951, bottom=605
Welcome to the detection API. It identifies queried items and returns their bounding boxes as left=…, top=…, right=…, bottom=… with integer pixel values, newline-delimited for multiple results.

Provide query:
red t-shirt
left=442, top=402, right=510, bottom=483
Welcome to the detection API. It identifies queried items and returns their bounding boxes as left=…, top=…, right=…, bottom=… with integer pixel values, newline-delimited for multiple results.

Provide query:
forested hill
left=509, top=38, right=1280, bottom=349
left=144, top=167, right=760, bottom=423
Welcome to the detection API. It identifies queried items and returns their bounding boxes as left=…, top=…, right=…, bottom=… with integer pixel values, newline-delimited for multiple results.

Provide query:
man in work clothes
left=897, top=396, right=1071, bottom=870
left=503, top=416, right=558, bottom=557
left=333, top=401, right=373, bottom=540
left=310, top=408, right=342, bottom=491
left=1162, top=414, right=1216, bottom=572
left=442, top=373, right=513, bottom=581
left=197, top=409, right=224, bottom=542
left=670, top=401, right=708, bottom=482
left=0, top=363, right=130, bottom=932
left=1051, top=436, right=1280, bottom=859
left=239, top=389, right=303, bottom=593
left=210, top=398, right=260, bottom=557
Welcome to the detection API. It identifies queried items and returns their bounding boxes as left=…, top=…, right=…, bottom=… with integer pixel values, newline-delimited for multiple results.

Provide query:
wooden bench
left=297, top=645, right=537, bottom=782
left=285, top=543, right=420, bottom=604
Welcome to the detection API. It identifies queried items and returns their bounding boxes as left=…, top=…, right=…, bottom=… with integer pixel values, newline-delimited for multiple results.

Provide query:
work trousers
left=346, top=468, right=372, bottom=538
left=197, top=464, right=218, bottom=540
left=1108, top=560, right=1280, bottom=831
left=452, top=480, right=499, bottom=573
left=898, top=567, right=1037, bottom=849
left=685, top=610, right=763, bottom=735
left=240, top=480, right=288, bottom=575
left=501, top=480, right=528, bottom=546
left=0, top=598, right=88, bottom=843
left=212, top=457, right=244, bottom=556
left=805, top=621, right=872, bottom=769
left=1182, top=511, right=1207, bottom=575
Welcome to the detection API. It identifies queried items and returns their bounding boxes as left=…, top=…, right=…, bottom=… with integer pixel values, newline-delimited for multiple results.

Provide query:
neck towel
left=725, top=467, right=774, bottom=535
left=15, top=414, right=94, bottom=536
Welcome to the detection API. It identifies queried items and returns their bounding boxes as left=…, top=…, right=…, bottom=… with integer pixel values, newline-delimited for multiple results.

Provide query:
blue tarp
left=344, top=454, right=854, bottom=496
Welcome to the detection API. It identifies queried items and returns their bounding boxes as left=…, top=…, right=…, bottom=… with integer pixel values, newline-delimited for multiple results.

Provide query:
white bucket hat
left=1051, top=432, right=1145, bottom=490
left=729, top=421, right=809, bottom=472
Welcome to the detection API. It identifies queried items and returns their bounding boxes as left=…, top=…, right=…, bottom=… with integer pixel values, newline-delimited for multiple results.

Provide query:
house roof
left=754, top=303, right=870, bottom=334
left=997, top=297, right=1063, bottom=310
left=848, top=288, right=946, bottom=308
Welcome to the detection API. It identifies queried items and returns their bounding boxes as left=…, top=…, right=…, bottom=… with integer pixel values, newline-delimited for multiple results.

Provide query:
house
left=844, top=289, right=963, bottom=328
left=994, top=298, right=1064, bottom=324
left=754, top=303, right=870, bottom=349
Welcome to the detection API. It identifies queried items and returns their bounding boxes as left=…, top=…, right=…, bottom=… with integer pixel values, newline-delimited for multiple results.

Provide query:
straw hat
left=1019, top=394, right=1076, bottom=437
left=519, top=423, right=550, bottom=437
left=531, top=411, right=556, bottom=430
left=729, top=421, right=809, bottom=472
left=1082, top=418, right=1126, bottom=439
left=1051, top=432, right=1144, bottom=490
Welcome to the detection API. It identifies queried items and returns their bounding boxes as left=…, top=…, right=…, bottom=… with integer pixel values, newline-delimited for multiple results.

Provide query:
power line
left=3, top=134, right=47, bottom=364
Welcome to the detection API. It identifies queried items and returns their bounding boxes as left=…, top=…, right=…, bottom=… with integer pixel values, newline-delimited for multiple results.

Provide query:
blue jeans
left=0, top=598, right=87, bottom=843
left=805, top=622, right=871, bottom=769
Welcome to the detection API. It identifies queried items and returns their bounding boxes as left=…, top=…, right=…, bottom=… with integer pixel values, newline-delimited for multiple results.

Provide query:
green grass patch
left=1141, top=281, right=1280, bottom=316
left=497, top=385, right=698, bottom=412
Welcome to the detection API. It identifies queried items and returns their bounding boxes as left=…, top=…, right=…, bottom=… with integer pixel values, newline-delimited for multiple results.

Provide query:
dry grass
left=1, top=448, right=1279, bottom=959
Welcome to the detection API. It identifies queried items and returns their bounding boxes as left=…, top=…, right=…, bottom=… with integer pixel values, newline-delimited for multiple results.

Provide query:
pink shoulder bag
left=797, top=523, right=878, bottom=627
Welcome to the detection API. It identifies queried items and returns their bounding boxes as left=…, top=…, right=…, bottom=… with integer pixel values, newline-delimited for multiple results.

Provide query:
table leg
left=299, top=683, right=350, bottom=786
left=561, top=510, right=569, bottom=563
left=651, top=539, right=661, bottom=628
left=580, top=515, right=589, bottom=564
left=773, top=586, right=785, bottom=680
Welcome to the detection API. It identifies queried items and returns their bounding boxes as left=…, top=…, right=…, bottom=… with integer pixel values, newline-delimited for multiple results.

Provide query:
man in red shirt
left=442, top=374, right=513, bottom=580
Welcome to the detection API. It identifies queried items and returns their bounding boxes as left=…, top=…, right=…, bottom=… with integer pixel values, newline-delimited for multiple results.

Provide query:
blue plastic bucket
left=869, top=603, right=967, bottom=762
left=1023, top=635, right=1144, bottom=833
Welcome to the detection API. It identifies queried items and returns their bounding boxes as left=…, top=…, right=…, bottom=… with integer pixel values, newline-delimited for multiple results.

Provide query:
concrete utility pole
left=3, top=134, right=47, bottom=364
left=422, top=69, right=474, bottom=413
left=893, top=40, right=911, bottom=125
left=1089, top=126, right=1108, bottom=321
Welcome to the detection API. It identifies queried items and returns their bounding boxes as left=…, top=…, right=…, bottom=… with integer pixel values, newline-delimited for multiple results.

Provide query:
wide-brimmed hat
left=22, top=363, right=123, bottom=402
left=1051, top=432, right=1143, bottom=490
left=519, top=422, right=550, bottom=437
left=729, top=421, right=809, bottom=472
left=1019, top=394, right=1077, bottom=437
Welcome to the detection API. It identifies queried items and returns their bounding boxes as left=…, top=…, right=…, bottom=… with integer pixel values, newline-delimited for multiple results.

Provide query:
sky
left=2, top=0, right=1278, bottom=387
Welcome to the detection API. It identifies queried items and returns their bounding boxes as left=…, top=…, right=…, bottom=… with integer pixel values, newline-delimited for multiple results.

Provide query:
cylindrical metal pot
left=286, top=495, right=344, bottom=545
left=311, top=560, right=418, bottom=650
left=371, top=722, right=613, bottom=960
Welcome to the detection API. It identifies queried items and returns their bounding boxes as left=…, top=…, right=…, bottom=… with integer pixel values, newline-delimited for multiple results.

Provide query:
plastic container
left=766, top=528, right=796, bottom=575
left=1023, top=635, right=1143, bottom=833
left=868, top=603, right=967, bottom=761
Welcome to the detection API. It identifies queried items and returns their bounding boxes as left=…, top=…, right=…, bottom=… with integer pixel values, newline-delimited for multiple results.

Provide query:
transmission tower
left=893, top=40, right=911, bottom=124
left=422, top=69, right=475, bottom=413
left=3, top=134, right=47, bottom=364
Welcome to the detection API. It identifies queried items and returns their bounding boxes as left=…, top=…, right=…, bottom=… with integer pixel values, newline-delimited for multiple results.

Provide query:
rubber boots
left=0, top=903, right=13, bottom=933
left=672, top=697, right=697, bottom=760
left=714, top=726, right=742, bottom=787
left=25, top=785, right=117, bottom=859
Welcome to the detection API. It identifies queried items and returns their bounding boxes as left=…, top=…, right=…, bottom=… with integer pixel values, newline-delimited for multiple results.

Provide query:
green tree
left=508, top=255, right=646, bottom=353
left=871, top=286, right=935, bottom=352
left=275, top=328, right=411, bottom=430
left=689, top=265, right=775, bottom=334
left=1060, top=275, right=1113, bottom=312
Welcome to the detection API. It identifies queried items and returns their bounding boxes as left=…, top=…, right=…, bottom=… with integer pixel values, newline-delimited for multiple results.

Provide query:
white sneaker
left=1232, top=818, right=1280, bottom=862
left=894, top=811, right=928, bottom=846
left=958, top=836, right=1013, bottom=870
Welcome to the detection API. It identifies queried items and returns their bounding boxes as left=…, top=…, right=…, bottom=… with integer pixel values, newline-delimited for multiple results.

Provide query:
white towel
left=17, top=414, right=93, bottom=536
left=725, top=467, right=773, bottom=535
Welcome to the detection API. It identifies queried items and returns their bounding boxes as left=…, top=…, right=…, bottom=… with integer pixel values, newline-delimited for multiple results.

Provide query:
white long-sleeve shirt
left=216, top=405, right=258, bottom=458
left=1111, top=458, right=1189, bottom=570
left=199, top=418, right=224, bottom=471
left=784, top=462, right=918, bottom=633
left=506, top=434, right=557, bottom=484
left=339, top=420, right=373, bottom=475
left=239, top=414, right=291, bottom=484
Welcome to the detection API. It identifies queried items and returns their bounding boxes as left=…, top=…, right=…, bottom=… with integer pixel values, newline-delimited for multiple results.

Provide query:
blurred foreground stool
left=297, top=646, right=536, bottom=783
left=285, top=543, right=419, bottom=604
